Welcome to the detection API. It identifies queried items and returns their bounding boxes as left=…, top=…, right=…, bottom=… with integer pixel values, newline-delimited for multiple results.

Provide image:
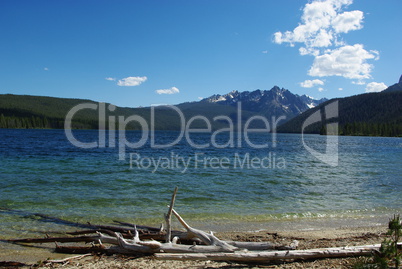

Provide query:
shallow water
left=0, top=129, right=401, bottom=239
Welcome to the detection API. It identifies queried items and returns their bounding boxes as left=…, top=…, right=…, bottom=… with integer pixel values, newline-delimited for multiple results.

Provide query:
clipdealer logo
left=64, top=100, right=339, bottom=169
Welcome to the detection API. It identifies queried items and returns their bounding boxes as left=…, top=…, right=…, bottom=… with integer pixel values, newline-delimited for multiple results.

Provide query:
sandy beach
left=1, top=222, right=389, bottom=269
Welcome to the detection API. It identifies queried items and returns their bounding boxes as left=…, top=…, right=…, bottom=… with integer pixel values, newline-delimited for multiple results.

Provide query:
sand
left=0, top=224, right=389, bottom=269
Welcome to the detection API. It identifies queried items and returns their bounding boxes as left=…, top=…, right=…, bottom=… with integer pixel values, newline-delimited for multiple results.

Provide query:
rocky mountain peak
left=201, top=86, right=328, bottom=121
left=271, top=86, right=287, bottom=93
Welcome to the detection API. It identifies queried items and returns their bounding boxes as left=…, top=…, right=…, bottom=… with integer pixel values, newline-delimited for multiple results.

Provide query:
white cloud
left=273, top=0, right=380, bottom=84
left=105, top=77, right=116, bottom=81
left=44, top=67, right=49, bottom=71
left=299, top=47, right=320, bottom=56
left=155, top=86, right=180, bottom=95
left=365, top=82, right=387, bottom=93
left=262, top=50, right=268, bottom=54
left=117, top=76, right=147, bottom=86
left=273, top=0, right=362, bottom=50
left=352, top=80, right=366, bottom=85
left=332, top=10, right=364, bottom=33
left=308, top=44, right=378, bottom=79
left=300, top=79, right=325, bottom=88
left=318, top=87, right=325, bottom=92
left=338, top=87, right=343, bottom=91
left=371, top=50, right=380, bottom=61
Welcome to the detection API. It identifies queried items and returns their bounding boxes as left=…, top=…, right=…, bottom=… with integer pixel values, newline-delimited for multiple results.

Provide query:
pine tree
left=0, top=114, right=6, bottom=128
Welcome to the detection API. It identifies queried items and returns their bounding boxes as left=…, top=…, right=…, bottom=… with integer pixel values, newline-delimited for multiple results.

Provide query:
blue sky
left=0, top=0, right=401, bottom=108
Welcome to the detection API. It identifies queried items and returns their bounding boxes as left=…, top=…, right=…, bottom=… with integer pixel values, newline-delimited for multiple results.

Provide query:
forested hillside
left=0, top=94, right=97, bottom=129
left=0, top=94, right=259, bottom=130
left=277, top=90, right=402, bottom=137
left=0, top=94, right=152, bottom=129
left=2, top=83, right=401, bottom=137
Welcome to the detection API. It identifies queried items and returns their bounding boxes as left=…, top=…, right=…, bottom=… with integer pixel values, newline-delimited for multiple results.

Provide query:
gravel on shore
left=0, top=225, right=388, bottom=269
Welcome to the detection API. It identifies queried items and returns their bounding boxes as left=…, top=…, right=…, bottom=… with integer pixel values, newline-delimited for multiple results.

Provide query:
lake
left=0, top=129, right=401, bottom=238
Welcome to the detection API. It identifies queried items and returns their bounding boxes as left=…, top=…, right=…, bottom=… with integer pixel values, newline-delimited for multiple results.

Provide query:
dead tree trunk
left=154, top=244, right=389, bottom=262
left=165, top=186, right=178, bottom=243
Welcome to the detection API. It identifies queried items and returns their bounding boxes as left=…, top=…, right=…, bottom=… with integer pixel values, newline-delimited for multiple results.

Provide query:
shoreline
left=0, top=217, right=389, bottom=267
left=184, top=213, right=390, bottom=233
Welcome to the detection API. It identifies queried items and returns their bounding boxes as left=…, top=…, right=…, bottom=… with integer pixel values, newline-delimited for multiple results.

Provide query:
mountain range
left=200, top=86, right=327, bottom=120
left=0, top=76, right=401, bottom=136
left=0, top=86, right=327, bottom=130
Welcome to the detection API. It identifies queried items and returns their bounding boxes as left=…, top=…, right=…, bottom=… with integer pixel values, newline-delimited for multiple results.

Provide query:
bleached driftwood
left=165, top=187, right=178, bottom=243
left=9, top=233, right=297, bottom=252
left=9, top=227, right=199, bottom=245
left=226, top=240, right=299, bottom=251
left=112, top=213, right=240, bottom=254
left=6, top=187, right=298, bottom=256
left=155, top=243, right=401, bottom=262
left=115, top=232, right=240, bottom=254
left=6, top=187, right=399, bottom=266
left=171, top=209, right=238, bottom=252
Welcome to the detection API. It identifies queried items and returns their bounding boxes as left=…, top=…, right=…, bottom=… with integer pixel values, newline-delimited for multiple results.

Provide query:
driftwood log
left=7, top=200, right=297, bottom=255
left=5, top=188, right=398, bottom=265
left=165, top=186, right=178, bottom=243
left=154, top=244, right=401, bottom=262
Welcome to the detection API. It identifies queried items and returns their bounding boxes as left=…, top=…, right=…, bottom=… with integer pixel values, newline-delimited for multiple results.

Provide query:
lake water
left=0, top=129, right=401, bottom=239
